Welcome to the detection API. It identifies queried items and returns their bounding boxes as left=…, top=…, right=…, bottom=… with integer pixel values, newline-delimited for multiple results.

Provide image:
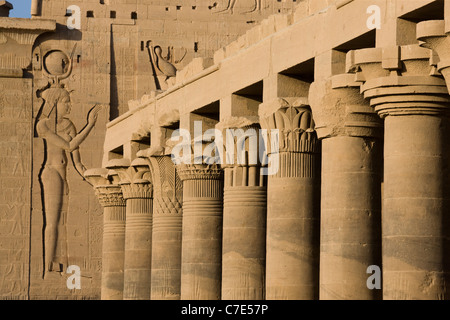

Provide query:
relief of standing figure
left=36, top=86, right=101, bottom=277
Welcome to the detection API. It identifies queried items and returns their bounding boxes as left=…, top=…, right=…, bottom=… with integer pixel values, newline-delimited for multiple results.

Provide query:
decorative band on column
left=182, top=199, right=223, bottom=216
left=182, top=180, right=223, bottom=199
left=274, top=151, right=319, bottom=179
left=153, top=197, right=182, bottom=215
left=103, top=218, right=126, bottom=236
left=223, top=187, right=267, bottom=205
left=97, top=190, right=126, bottom=208
left=152, top=215, right=182, bottom=232
left=125, top=213, right=153, bottom=231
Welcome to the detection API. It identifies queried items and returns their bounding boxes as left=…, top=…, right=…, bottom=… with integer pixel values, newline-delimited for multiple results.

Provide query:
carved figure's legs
left=42, top=166, right=67, bottom=273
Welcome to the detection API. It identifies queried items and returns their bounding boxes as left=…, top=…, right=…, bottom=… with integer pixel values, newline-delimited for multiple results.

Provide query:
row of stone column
left=308, top=30, right=450, bottom=299
left=85, top=114, right=322, bottom=300
left=87, top=25, right=450, bottom=300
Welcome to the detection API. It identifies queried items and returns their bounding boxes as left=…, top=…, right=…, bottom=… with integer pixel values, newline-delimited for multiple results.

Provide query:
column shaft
left=151, top=204, right=182, bottom=299
left=222, top=182, right=266, bottom=300
left=179, top=167, right=223, bottom=300
left=266, top=151, right=321, bottom=299
left=383, top=115, right=450, bottom=299
left=101, top=205, right=126, bottom=300
left=320, top=136, right=382, bottom=299
left=123, top=197, right=153, bottom=300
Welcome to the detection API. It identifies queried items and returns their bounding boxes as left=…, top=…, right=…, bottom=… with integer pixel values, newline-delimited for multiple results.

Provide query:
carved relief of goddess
left=36, top=87, right=101, bottom=275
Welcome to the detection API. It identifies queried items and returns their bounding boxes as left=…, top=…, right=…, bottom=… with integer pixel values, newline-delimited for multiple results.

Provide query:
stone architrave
left=85, top=168, right=126, bottom=300
left=309, top=74, right=383, bottom=300
left=348, top=44, right=450, bottom=300
left=107, top=158, right=153, bottom=300
left=217, top=118, right=267, bottom=300
left=259, top=97, right=321, bottom=300
left=177, top=163, right=223, bottom=300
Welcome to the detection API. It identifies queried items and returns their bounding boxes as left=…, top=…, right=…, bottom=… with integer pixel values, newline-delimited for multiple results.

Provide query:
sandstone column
left=177, top=164, right=223, bottom=300
left=138, top=151, right=183, bottom=300
left=309, top=74, right=383, bottom=300
left=85, top=169, right=126, bottom=300
left=218, top=122, right=266, bottom=300
left=259, top=98, right=321, bottom=300
left=108, top=158, right=153, bottom=300
left=349, top=44, right=450, bottom=299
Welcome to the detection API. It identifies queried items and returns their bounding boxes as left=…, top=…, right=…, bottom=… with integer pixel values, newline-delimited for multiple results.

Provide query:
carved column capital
left=309, top=74, right=383, bottom=139
left=215, top=116, right=261, bottom=167
left=84, top=168, right=126, bottom=207
left=259, top=97, right=320, bottom=154
left=134, top=154, right=183, bottom=216
left=106, top=158, right=153, bottom=200
left=176, top=164, right=223, bottom=182
left=215, top=117, right=266, bottom=187
left=417, top=20, right=450, bottom=92
left=347, top=44, right=450, bottom=117
left=96, top=185, right=126, bottom=207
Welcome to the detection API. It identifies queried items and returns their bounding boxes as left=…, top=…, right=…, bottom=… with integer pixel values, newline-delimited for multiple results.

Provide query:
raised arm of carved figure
left=66, top=123, right=87, bottom=176
left=37, top=104, right=101, bottom=152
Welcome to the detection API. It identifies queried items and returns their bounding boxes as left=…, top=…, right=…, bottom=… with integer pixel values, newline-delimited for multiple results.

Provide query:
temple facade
left=1, top=0, right=450, bottom=300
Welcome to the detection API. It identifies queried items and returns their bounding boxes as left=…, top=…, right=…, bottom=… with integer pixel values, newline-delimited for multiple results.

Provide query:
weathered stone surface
left=260, top=98, right=321, bottom=300
left=2, top=0, right=450, bottom=301
left=310, top=74, right=383, bottom=300
left=177, top=163, right=223, bottom=300
left=349, top=43, right=450, bottom=300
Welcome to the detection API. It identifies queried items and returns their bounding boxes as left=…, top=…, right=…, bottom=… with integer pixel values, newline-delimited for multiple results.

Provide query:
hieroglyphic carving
left=213, top=0, right=262, bottom=14
left=145, top=41, right=187, bottom=89
left=0, top=19, right=55, bottom=77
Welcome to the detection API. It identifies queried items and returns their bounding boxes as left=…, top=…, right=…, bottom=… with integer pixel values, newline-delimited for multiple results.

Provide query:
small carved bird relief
left=154, top=46, right=177, bottom=81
